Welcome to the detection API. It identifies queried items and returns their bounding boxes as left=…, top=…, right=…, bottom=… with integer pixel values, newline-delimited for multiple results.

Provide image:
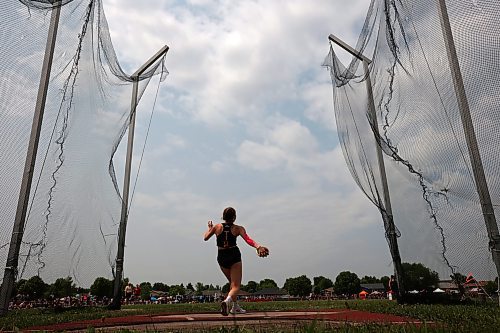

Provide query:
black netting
left=18, top=0, right=74, bottom=10
left=0, top=0, right=168, bottom=287
left=324, top=0, right=500, bottom=282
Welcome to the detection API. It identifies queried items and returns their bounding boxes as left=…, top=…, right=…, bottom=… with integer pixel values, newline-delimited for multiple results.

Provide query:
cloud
left=302, top=81, right=338, bottom=131
left=235, top=117, right=353, bottom=189
left=237, top=141, right=287, bottom=171
left=104, top=0, right=369, bottom=127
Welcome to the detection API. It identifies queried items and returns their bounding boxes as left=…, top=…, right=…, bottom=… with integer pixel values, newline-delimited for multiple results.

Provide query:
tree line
left=11, top=262, right=499, bottom=301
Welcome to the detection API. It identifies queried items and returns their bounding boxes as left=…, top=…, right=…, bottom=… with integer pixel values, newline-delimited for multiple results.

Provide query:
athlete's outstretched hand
left=256, top=246, right=269, bottom=258
left=203, top=220, right=215, bottom=241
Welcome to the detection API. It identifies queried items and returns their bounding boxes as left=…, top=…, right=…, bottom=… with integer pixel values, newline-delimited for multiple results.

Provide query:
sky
left=99, top=0, right=393, bottom=288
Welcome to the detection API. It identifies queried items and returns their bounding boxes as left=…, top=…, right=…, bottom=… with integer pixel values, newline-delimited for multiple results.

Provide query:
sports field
left=1, top=300, right=499, bottom=332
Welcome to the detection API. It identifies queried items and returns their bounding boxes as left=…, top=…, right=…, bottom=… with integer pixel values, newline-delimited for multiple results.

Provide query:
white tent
left=433, top=288, right=445, bottom=293
left=409, top=290, right=419, bottom=294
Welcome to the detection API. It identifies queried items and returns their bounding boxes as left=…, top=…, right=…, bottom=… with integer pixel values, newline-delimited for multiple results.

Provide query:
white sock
left=224, top=296, right=232, bottom=303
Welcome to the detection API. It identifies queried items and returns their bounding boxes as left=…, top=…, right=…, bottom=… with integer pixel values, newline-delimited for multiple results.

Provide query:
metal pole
left=131, top=45, right=169, bottom=78
left=363, top=60, right=405, bottom=300
left=436, top=0, right=500, bottom=286
left=109, top=79, right=138, bottom=310
left=109, top=45, right=169, bottom=310
left=0, top=2, right=61, bottom=315
left=329, top=34, right=405, bottom=300
left=328, top=34, right=371, bottom=63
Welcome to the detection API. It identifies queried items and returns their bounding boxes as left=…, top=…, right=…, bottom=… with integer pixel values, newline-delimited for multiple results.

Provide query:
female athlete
left=203, top=207, right=269, bottom=316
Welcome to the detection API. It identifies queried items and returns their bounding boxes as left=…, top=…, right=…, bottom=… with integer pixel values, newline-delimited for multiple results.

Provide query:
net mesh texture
left=324, top=0, right=500, bottom=281
left=0, top=0, right=168, bottom=287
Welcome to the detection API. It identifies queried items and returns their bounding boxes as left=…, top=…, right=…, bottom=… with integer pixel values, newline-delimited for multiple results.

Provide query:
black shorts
left=217, top=246, right=242, bottom=269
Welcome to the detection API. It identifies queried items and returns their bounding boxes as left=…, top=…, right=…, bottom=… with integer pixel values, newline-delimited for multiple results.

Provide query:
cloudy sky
left=100, top=0, right=392, bottom=288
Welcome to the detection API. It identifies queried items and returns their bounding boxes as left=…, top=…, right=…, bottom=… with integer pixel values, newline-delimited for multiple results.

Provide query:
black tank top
left=216, top=223, right=237, bottom=248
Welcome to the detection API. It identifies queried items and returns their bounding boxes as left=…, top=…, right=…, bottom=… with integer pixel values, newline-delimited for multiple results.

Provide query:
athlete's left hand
left=208, top=221, right=213, bottom=229
left=257, top=246, right=269, bottom=257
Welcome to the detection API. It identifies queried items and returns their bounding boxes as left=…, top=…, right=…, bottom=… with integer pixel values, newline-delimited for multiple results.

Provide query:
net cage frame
left=324, top=0, right=500, bottom=300
left=0, top=0, right=169, bottom=312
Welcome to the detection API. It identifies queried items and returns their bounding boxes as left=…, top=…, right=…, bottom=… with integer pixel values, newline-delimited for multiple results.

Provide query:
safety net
left=324, top=0, right=500, bottom=283
left=0, top=0, right=168, bottom=288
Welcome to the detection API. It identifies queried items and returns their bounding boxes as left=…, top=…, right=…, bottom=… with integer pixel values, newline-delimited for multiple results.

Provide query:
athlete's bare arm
left=204, top=221, right=220, bottom=241
left=238, top=226, right=269, bottom=257
left=238, top=226, right=260, bottom=248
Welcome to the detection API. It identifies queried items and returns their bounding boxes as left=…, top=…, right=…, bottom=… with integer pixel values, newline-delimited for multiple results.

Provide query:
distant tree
left=259, top=279, right=278, bottom=290
left=186, top=283, right=194, bottom=291
left=90, top=277, right=113, bottom=298
left=195, top=282, right=205, bottom=296
left=243, top=281, right=258, bottom=293
left=222, top=282, right=230, bottom=294
left=140, top=282, right=152, bottom=300
left=450, top=272, right=467, bottom=294
left=360, top=276, right=380, bottom=284
left=169, top=284, right=185, bottom=296
left=75, top=287, right=89, bottom=294
left=153, top=282, right=169, bottom=292
left=450, top=272, right=466, bottom=285
left=380, top=276, right=390, bottom=291
left=401, top=262, right=439, bottom=291
left=284, top=275, right=312, bottom=297
left=484, top=277, right=498, bottom=296
left=14, top=279, right=27, bottom=296
left=123, top=277, right=130, bottom=286
left=313, top=276, right=333, bottom=294
left=50, top=276, right=75, bottom=298
left=18, top=276, right=47, bottom=300
left=334, top=271, right=360, bottom=295
left=313, top=276, right=325, bottom=287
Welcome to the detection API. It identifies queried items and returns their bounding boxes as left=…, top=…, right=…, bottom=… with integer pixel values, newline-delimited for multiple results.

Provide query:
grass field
left=0, top=300, right=499, bottom=332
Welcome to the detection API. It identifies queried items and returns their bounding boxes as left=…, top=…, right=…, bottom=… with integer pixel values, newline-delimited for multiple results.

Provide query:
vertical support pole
left=109, top=79, right=139, bottom=310
left=0, top=2, right=61, bottom=315
left=328, top=34, right=405, bottom=300
left=436, top=0, right=500, bottom=294
left=108, top=45, right=168, bottom=310
left=363, top=61, right=405, bottom=300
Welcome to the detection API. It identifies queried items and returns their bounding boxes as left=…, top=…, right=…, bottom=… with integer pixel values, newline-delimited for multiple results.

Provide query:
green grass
left=0, top=300, right=499, bottom=332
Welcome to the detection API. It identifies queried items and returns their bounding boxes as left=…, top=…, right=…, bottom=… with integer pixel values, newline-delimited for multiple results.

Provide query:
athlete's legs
left=228, top=261, right=242, bottom=300
left=219, top=262, right=242, bottom=299
left=219, top=265, right=231, bottom=283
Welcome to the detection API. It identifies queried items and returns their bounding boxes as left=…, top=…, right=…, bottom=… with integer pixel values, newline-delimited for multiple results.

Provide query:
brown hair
left=222, top=207, right=236, bottom=223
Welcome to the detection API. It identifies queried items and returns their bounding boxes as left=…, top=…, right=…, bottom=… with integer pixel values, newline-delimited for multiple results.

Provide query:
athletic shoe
left=230, top=303, right=246, bottom=314
left=220, top=299, right=230, bottom=316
